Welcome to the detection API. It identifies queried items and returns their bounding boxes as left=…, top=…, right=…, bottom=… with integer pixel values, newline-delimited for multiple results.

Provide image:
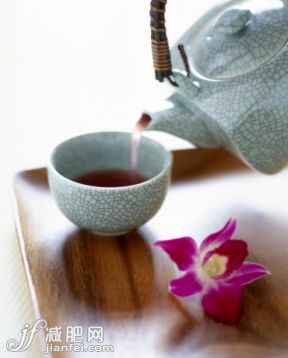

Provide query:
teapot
left=143, top=0, right=288, bottom=174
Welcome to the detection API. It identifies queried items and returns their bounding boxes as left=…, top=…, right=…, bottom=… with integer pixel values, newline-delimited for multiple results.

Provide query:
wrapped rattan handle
left=150, top=0, right=174, bottom=83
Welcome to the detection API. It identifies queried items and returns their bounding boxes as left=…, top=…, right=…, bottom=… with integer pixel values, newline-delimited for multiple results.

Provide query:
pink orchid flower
left=154, top=219, right=270, bottom=324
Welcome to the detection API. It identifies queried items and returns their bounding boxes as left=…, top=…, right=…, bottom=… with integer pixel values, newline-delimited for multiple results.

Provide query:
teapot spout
left=141, top=93, right=219, bottom=148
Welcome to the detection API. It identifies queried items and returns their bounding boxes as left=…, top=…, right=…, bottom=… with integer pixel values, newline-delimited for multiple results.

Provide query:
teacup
left=48, top=132, right=172, bottom=236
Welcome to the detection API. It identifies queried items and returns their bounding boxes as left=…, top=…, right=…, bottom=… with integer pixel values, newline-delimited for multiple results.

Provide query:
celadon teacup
left=48, top=132, right=172, bottom=236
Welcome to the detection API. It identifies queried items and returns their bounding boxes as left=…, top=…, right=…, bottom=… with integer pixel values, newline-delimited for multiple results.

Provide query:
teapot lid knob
left=215, top=9, right=252, bottom=34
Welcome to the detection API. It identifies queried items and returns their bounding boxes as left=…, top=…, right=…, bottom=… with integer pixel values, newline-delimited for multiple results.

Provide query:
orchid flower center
left=203, top=254, right=227, bottom=277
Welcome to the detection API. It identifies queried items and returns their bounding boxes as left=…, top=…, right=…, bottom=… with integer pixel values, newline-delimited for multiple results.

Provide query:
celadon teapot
left=143, top=0, right=288, bottom=174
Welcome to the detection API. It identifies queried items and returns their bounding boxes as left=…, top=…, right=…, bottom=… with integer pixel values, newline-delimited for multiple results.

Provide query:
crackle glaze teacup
left=48, top=132, right=172, bottom=236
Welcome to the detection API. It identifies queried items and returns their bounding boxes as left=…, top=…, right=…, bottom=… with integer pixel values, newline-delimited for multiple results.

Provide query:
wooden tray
left=13, top=148, right=288, bottom=358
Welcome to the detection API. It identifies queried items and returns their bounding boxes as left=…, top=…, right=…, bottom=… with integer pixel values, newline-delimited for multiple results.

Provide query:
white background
left=0, top=1, right=215, bottom=356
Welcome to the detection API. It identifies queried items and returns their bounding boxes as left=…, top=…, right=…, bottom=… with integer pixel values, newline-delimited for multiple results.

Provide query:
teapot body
left=147, top=0, right=288, bottom=174
left=171, top=45, right=288, bottom=174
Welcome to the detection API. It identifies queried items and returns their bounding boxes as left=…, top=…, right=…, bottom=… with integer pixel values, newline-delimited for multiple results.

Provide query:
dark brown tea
left=74, top=114, right=151, bottom=188
left=74, top=169, right=148, bottom=187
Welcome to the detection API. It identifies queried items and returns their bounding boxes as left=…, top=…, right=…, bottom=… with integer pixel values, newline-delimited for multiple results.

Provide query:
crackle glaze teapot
left=143, top=0, right=288, bottom=174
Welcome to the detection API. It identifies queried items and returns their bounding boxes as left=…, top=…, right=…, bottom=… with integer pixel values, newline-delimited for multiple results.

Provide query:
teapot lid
left=181, top=0, right=288, bottom=79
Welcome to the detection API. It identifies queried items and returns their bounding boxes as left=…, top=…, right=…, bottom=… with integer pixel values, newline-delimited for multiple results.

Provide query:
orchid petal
left=201, top=284, right=243, bottom=324
left=226, top=262, right=270, bottom=286
left=204, top=240, right=248, bottom=279
left=169, top=271, right=203, bottom=297
left=154, top=237, right=198, bottom=271
left=200, top=219, right=236, bottom=254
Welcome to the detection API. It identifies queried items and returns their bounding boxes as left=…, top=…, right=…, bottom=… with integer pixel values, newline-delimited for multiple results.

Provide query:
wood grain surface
left=13, top=148, right=288, bottom=358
